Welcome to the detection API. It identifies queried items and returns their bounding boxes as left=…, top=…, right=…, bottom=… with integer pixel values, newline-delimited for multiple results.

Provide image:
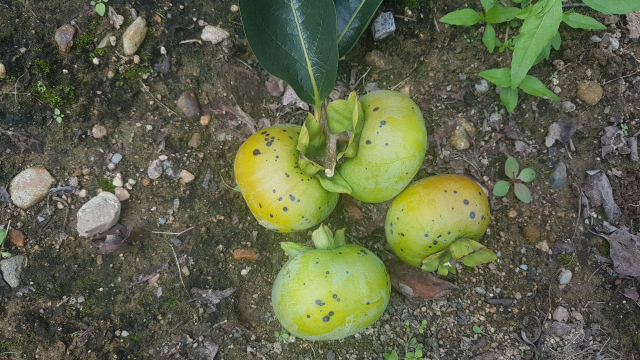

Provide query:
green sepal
left=310, top=224, right=347, bottom=250
left=297, top=114, right=326, bottom=176
left=327, top=92, right=364, bottom=162
left=421, top=250, right=446, bottom=272
left=0, top=229, right=6, bottom=246
left=448, top=239, right=485, bottom=259
left=461, top=248, right=498, bottom=267
left=280, top=242, right=313, bottom=257
left=317, top=170, right=352, bottom=194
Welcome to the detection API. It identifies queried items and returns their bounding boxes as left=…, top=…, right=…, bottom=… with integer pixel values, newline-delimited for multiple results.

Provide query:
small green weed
left=35, top=58, right=52, bottom=74
left=90, top=0, right=108, bottom=16
left=0, top=228, right=11, bottom=258
left=620, top=124, right=629, bottom=136
left=98, top=176, right=116, bottom=192
left=493, top=157, right=536, bottom=203
left=274, top=330, right=289, bottom=343
left=384, top=320, right=427, bottom=360
left=403, top=0, right=419, bottom=10
left=599, top=241, right=610, bottom=256
left=55, top=283, right=62, bottom=291
left=473, top=325, right=488, bottom=335
left=54, top=108, right=64, bottom=123
left=165, top=299, right=179, bottom=306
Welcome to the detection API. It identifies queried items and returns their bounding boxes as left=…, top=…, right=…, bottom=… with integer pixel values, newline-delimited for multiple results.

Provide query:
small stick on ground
left=151, top=226, right=195, bottom=236
left=139, top=79, right=179, bottom=116
left=163, top=238, right=187, bottom=292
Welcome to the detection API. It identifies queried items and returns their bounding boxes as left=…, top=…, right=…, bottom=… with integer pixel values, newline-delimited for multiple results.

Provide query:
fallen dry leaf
left=583, top=170, right=621, bottom=222
left=233, top=249, right=257, bottom=261
left=387, top=262, right=459, bottom=300
left=190, top=287, right=235, bottom=305
left=92, top=224, right=133, bottom=255
left=594, top=223, right=640, bottom=281
left=9, top=229, right=25, bottom=247
left=194, top=338, right=219, bottom=360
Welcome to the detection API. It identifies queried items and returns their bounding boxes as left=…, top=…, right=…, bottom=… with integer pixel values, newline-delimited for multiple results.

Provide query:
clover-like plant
left=493, top=157, right=536, bottom=203
left=0, top=228, right=12, bottom=258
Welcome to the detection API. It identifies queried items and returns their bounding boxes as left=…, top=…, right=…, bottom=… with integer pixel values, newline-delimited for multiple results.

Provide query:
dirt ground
left=0, top=0, right=639, bottom=359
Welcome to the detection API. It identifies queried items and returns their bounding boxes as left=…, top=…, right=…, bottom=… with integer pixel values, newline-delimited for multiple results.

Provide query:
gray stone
left=553, top=306, right=569, bottom=322
left=326, top=350, right=336, bottom=360
left=475, top=79, right=489, bottom=92
left=111, top=153, right=123, bottom=164
left=365, top=82, right=379, bottom=93
left=76, top=192, right=121, bottom=237
left=550, top=161, right=567, bottom=188
left=55, top=24, right=76, bottom=52
left=371, top=12, right=396, bottom=40
left=148, top=160, right=163, bottom=179
left=1, top=255, right=25, bottom=288
left=201, top=25, right=230, bottom=45
left=9, top=166, right=56, bottom=209
left=122, top=17, right=147, bottom=55
left=558, top=269, right=572, bottom=285
left=177, top=91, right=200, bottom=120
left=474, top=287, right=486, bottom=295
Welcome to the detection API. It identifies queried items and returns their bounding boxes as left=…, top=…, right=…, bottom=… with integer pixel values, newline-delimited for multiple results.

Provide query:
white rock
left=148, top=160, right=163, bottom=179
left=114, top=187, right=130, bottom=201
left=112, top=173, right=124, bottom=187
left=553, top=306, right=569, bottom=322
left=122, top=17, right=147, bottom=55
left=558, top=269, right=572, bottom=285
left=0, top=255, right=25, bottom=288
left=201, top=25, right=230, bottom=45
left=76, top=192, right=121, bottom=237
left=179, top=170, right=195, bottom=183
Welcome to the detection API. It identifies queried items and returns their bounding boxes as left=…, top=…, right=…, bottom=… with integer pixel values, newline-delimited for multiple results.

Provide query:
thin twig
left=139, top=79, right=178, bottom=116
left=14, top=71, right=27, bottom=105
left=390, top=76, right=411, bottom=90
left=588, top=264, right=606, bottom=283
left=393, top=15, right=416, bottom=22
left=350, top=66, right=371, bottom=92
left=602, top=72, right=638, bottom=85
left=179, top=39, right=203, bottom=45
left=151, top=226, right=195, bottom=236
left=163, top=238, right=187, bottom=291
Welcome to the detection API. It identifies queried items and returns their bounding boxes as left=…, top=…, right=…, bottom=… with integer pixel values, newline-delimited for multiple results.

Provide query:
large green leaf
left=479, top=68, right=511, bottom=87
left=519, top=75, right=560, bottom=100
left=493, top=180, right=510, bottom=197
left=505, top=156, right=519, bottom=179
left=483, top=23, right=497, bottom=53
left=510, top=0, right=562, bottom=88
left=484, top=5, right=520, bottom=24
left=440, top=9, right=483, bottom=26
left=240, top=0, right=338, bottom=107
left=514, top=183, right=532, bottom=203
left=335, top=0, right=384, bottom=57
left=481, top=0, right=496, bottom=12
left=582, top=0, right=640, bottom=14
left=562, top=12, right=605, bottom=29
left=500, top=86, right=518, bottom=113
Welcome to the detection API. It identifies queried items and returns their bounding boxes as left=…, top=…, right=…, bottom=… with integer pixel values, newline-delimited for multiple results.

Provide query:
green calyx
left=280, top=225, right=347, bottom=256
left=421, top=238, right=497, bottom=276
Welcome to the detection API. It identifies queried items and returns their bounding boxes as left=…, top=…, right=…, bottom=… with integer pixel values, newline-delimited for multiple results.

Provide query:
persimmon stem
left=318, top=101, right=351, bottom=177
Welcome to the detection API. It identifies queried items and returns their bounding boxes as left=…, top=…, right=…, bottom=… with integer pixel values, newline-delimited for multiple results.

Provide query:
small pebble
left=188, top=133, right=202, bottom=148
left=177, top=91, right=201, bottom=120
left=181, top=265, right=190, bottom=276
left=558, top=269, right=572, bottom=285
left=111, top=153, right=123, bottom=164
left=107, top=163, right=116, bottom=171
left=114, top=187, right=130, bottom=201
left=474, top=287, right=486, bottom=295
left=201, top=25, right=230, bottom=45
left=475, top=79, right=489, bottom=92
left=169, top=238, right=182, bottom=246
left=550, top=161, right=567, bottom=188
left=148, top=160, right=163, bottom=179
left=562, top=101, right=576, bottom=112
left=142, top=178, right=151, bottom=187
left=371, top=12, right=396, bottom=40
left=122, top=17, right=147, bottom=55
left=180, top=170, right=195, bottom=184
left=200, top=115, right=211, bottom=126
left=0, top=63, right=5, bottom=79
left=78, top=189, right=88, bottom=197
left=519, top=264, right=529, bottom=271
left=576, top=81, right=603, bottom=106
left=508, top=208, right=517, bottom=218
left=230, top=4, right=239, bottom=12
left=112, top=173, right=124, bottom=187
left=553, top=306, right=569, bottom=322
left=571, top=311, right=583, bottom=321
left=121, top=331, right=129, bottom=338
left=92, top=125, right=107, bottom=139
left=326, top=350, right=336, bottom=360
left=158, top=217, right=167, bottom=225
left=55, top=24, right=76, bottom=52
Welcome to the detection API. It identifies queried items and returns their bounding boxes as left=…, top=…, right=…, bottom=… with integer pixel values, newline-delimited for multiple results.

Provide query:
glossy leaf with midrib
left=335, top=0, right=384, bottom=57
left=240, top=0, right=338, bottom=107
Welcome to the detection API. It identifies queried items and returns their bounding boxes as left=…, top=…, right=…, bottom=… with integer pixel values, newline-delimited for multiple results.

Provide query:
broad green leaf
left=479, top=68, right=511, bottom=87
left=415, top=346, right=423, bottom=358
left=421, top=250, right=446, bottom=272
left=511, top=0, right=562, bottom=88
left=481, top=0, right=496, bottom=12
left=483, top=24, right=497, bottom=53
left=562, top=13, right=606, bottom=29
left=505, top=157, right=519, bottom=179
left=449, top=239, right=481, bottom=259
left=485, top=6, right=520, bottom=24
left=437, top=264, right=449, bottom=276
left=383, top=352, right=399, bottom=360
left=96, top=3, right=106, bottom=16
left=500, top=86, right=518, bottom=113
left=461, top=248, right=498, bottom=266
left=518, top=168, right=536, bottom=182
left=551, top=31, right=561, bottom=51
left=317, top=171, right=352, bottom=194
left=514, top=183, right=532, bottom=203
left=240, top=0, right=338, bottom=107
left=335, top=0, right=384, bottom=57
left=440, top=9, right=482, bottom=26
left=493, top=181, right=510, bottom=197
left=519, top=75, right=560, bottom=100
left=0, top=229, right=6, bottom=246
left=334, top=228, right=346, bottom=247
left=533, top=40, right=552, bottom=65
left=473, top=326, right=483, bottom=334
left=582, top=0, right=640, bottom=15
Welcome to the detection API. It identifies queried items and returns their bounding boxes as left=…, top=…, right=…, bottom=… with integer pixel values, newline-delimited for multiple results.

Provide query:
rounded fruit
left=272, top=242, right=390, bottom=340
left=339, top=90, right=427, bottom=203
left=385, top=174, right=490, bottom=267
left=234, top=124, right=339, bottom=232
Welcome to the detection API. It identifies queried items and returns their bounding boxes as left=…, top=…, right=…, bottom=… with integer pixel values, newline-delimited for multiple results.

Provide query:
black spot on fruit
left=448, top=231, right=451, bottom=235
left=316, top=300, right=325, bottom=306
left=253, top=149, right=261, bottom=155
left=366, top=301, right=370, bottom=305
left=289, top=194, right=295, bottom=201
left=266, top=141, right=273, bottom=146
left=322, top=316, right=330, bottom=322
left=283, top=207, right=288, bottom=212
left=261, top=130, right=267, bottom=135
left=454, top=191, right=458, bottom=194
left=278, top=197, right=283, bottom=201
left=366, top=140, right=371, bottom=145
left=259, top=204, right=262, bottom=208
left=470, top=212, right=476, bottom=219
left=270, top=214, right=273, bottom=217
left=272, top=189, right=276, bottom=193
left=326, top=271, right=329, bottom=274
left=333, top=294, right=337, bottom=299
left=438, top=235, right=442, bottom=238
left=285, top=173, right=290, bottom=178
left=307, top=315, right=310, bottom=318
left=328, top=311, right=334, bottom=316
left=463, top=199, right=469, bottom=205
left=481, top=215, right=485, bottom=220
left=433, top=240, right=438, bottom=245
left=424, top=233, right=429, bottom=237
left=380, top=120, right=386, bottom=125
left=385, top=143, right=389, bottom=146
left=373, top=107, right=379, bottom=111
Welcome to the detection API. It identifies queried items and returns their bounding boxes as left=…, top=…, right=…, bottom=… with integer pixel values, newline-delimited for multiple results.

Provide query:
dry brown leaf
left=387, top=261, right=459, bottom=300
